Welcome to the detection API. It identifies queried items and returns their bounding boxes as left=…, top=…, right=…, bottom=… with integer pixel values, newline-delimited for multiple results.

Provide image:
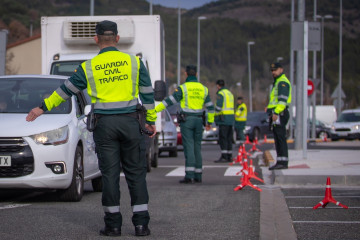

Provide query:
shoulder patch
left=281, top=84, right=286, bottom=87
left=175, top=89, right=178, bottom=92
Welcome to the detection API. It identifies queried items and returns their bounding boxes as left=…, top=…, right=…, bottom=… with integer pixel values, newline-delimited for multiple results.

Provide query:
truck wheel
left=91, top=176, right=103, bottom=192
left=58, top=146, right=84, bottom=202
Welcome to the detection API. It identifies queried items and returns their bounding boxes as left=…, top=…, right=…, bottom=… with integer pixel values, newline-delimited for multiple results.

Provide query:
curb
left=263, top=150, right=274, bottom=167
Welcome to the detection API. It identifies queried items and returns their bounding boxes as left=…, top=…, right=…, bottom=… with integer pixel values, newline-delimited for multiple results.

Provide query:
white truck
left=41, top=15, right=166, bottom=171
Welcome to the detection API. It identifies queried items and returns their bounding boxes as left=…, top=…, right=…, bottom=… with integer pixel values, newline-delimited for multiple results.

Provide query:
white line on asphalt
left=224, top=167, right=243, bottom=176
left=166, top=166, right=185, bottom=176
left=0, top=204, right=31, bottom=210
left=293, top=221, right=360, bottom=224
left=285, top=196, right=360, bottom=198
left=289, top=206, right=360, bottom=209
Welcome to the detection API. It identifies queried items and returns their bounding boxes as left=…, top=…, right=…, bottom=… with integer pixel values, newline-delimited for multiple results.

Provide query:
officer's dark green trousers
left=235, top=121, right=246, bottom=141
left=93, top=114, right=149, bottom=229
left=219, top=125, right=233, bottom=160
left=180, top=116, right=203, bottom=181
left=273, top=109, right=290, bottom=161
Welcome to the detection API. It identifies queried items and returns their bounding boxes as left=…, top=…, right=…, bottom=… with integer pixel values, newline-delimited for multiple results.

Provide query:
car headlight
left=30, top=126, right=69, bottom=145
left=245, top=126, right=251, bottom=132
left=352, top=125, right=360, bottom=131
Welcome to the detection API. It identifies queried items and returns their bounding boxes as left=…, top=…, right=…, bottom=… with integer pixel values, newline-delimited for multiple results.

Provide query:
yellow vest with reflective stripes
left=179, top=82, right=208, bottom=113
left=81, top=51, right=140, bottom=110
left=267, top=75, right=292, bottom=110
left=235, top=102, right=247, bottom=121
left=218, top=88, right=234, bottom=115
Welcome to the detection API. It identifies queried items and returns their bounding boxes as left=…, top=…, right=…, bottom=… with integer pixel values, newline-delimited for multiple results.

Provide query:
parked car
left=167, top=103, right=182, bottom=146
left=330, top=109, right=360, bottom=140
left=158, top=109, right=178, bottom=157
left=291, top=119, right=332, bottom=139
left=244, top=111, right=273, bottom=141
left=0, top=75, right=102, bottom=202
left=202, top=122, right=219, bottom=141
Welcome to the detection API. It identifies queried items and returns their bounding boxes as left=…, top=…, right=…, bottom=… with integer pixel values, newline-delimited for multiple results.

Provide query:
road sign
left=308, top=79, right=314, bottom=96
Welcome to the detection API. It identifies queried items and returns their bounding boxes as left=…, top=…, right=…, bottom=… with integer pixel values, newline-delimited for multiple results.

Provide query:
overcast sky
left=146, top=0, right=218, bottom=10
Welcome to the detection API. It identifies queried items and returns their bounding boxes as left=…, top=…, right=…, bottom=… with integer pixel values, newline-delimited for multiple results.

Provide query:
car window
left=337, top=112, right=360, bottom=122
left=0, top=77, right=71, bottom=114
left=50, top=61, right=85, bottom=76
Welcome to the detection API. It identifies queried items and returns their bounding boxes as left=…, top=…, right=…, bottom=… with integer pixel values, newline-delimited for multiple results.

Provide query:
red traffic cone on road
left=234, top=169, right=262, bottom=192
left=230, top=145, right=244, bottom=166
left=244, top=135, right=251, bottom=145
left=248, top=159, right=264, bottom=183
left=250, top=141, right=261, bottom=153
left=313, top=177, right=348, bottom=209
left=263, top=135, right=268, bottom=144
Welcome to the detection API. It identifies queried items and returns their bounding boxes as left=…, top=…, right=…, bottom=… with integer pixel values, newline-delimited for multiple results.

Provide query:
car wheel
left=169, top=149, right=178, bottom=157
left=58, top=146, right=84, bottom=202
left=151, top=151, right=158, bottom=168
left=253, top=128, right=260, bottom=141
left=91, top=176, right=103, bottom=192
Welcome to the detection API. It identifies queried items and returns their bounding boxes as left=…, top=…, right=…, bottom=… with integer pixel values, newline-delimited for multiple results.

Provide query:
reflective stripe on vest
left=180, top=82, right=208, bottom=113
left=82, top=51, right=140, bottom=110
left=218, top=89, right=234, bottom=115
left=268, top=75, right=292, bottom=109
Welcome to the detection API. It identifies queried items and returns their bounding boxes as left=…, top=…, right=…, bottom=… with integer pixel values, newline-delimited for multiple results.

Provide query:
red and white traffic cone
left=234, top=157, right=262, bottom=192
left=244, top=135, right=251, bottom=145
left=230, top=145, right=244, bottom=166
left=323, top=135, right=328, bottom=142
left=250, top=141, right=261, bottom=153
left=248, top=159, right=264, bottom=183
left=263, top=135, right=268, bottom=144
left=313, top=177, right=348, bottom=209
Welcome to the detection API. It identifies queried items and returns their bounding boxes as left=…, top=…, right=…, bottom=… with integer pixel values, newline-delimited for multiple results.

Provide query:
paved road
left=1, top=140, right=359, bottom=239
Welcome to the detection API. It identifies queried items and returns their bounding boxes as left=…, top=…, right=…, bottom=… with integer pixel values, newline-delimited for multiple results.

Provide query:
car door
left=74, top=91, right=99, bottom=176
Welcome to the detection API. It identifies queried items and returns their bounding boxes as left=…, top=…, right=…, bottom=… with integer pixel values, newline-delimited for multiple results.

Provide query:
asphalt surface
left=0, top=140, right=359, bottom=239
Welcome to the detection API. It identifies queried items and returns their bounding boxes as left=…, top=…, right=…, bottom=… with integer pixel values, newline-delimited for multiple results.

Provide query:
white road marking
left=0, top=204, right=31, bottom=210
left=285, top=196, right=360, bottom=198
left=289, top=206, right=360, bottom=209
left=166, top=166, right=185, bottom=176
left=224, top=167, right=243, bottom=176
left=293, top=221, right=360, bottom=224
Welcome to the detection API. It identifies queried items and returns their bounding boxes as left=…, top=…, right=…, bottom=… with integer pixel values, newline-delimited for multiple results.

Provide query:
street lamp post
left=177, top=2, right=181, bottom=86
left=197, top=16, right=206, bottom=82
left=247, top=41, right=255, bottom=112
left=316, top=14, right=333, bottom=105
left=149, top=0, right=153, bottom=15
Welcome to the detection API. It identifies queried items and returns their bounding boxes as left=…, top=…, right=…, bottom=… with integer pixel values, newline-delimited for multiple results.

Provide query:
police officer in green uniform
left=26, top=20, right=156, bottom=237
left=266, top=62, right=292, bottom=170
left=155, top=65, right=214, bottom=183
left=234, top=96, right=247, bottom=143
left=214, top=79, right=235, bottom=163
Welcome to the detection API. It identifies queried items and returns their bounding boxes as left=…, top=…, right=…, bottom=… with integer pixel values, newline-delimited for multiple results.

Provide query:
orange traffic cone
left=234, top=170, right=262, bottom=192
left=244, top=135, right=251, bottom=145
left=313, top=177, right=348, bottom=209
left=263, top=135, right=268, bottom=143
left=323, top=135, right=328, bottom=142
left=250, top=141, right=261, bottom=152
left=230, top=145, right=244, bottom=166
left=248, top=159, right=264, bottom=183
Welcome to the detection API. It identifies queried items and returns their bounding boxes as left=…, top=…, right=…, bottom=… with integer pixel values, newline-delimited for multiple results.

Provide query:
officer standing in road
left=26, top=20, right=156, bottom=237
left=266, top=62, right=292, bottom=170
left=214, top=79, right=235, bottom=163
left=155, top=65, right=214, bottom=183
left=234, top=96, right=247, bottom=143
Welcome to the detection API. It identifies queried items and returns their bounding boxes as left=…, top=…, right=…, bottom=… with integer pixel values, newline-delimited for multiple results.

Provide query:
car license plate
left=0, top=156, right=11, bottom=167
left=337, top=132, right=348, bottom=136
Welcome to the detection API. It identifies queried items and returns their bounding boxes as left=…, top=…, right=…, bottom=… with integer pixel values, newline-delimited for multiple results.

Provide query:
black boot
left=269, top=161, right=288, bottom=170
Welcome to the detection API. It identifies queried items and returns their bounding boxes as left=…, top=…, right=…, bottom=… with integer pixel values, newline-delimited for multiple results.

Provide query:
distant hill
left=1, top=0, right=359, bottom=109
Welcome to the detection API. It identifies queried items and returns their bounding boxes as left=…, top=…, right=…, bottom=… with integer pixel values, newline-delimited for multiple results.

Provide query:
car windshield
left=247, top=112, right=267, bottom=122
left=0, top=77, right=71, bottom=114
left=337, top=112, right=360, bottom=122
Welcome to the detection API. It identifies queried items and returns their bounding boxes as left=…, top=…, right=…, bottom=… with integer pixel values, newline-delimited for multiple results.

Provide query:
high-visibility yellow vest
left=218, top=89, right=234, bottom=115
left=179, top=82, right=208, bottom=113
left=235, top=102, right=247, bottom=121
left=267, top=74, right=292, bottom=114
left=82, top=51, right=140, bottom=110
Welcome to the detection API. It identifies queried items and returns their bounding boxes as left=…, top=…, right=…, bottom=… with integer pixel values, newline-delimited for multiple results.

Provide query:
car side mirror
left=154, top=80, right=166, bottom=101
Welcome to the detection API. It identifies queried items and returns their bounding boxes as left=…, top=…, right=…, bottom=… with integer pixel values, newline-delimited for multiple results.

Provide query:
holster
left=176, top=112, right=186, bottom=123
left=136, top=104, right=154, bottom=136
left=86, top=104, right=96, bottom=132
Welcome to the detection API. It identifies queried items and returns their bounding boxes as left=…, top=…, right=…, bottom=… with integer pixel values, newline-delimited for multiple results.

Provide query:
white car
left=330, top=109, right=360, bottom=141
left=0, top=75, right=102, bottom=201
left=158, top=109, right=178, bottom=157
